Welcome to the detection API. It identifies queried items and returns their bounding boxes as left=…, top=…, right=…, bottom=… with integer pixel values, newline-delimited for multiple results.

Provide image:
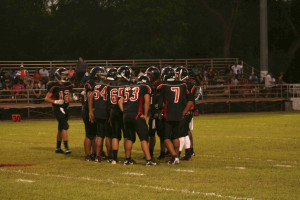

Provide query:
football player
left=45, top=68, right=77, bottom=154
left=157, top=67, right=193, bottom=165
left=82, top=67, right=98, bottom=161
left=88, top=67, right=110, bottom=162
left=175, top=66, right=196, bottom=161
left=145, top=66, right=166, bottom=159
left=118, top=74, right=157, bottom=166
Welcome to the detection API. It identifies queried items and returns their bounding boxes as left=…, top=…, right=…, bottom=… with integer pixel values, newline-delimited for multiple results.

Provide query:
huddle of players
left=45, top=65, right=196, bottom=166
left=83, top=65, right=196, bottom=166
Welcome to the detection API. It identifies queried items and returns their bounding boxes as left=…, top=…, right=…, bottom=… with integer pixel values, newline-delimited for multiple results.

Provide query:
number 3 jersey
left=157, top=81, right=191, bottom=121
left=122, top=84, right=152, bottom=119
left=47, top=81, right=73, bottom=108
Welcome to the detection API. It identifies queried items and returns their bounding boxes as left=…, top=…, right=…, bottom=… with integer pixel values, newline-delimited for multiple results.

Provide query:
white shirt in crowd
left=265, top=74, right=275, bottom=88
left=231, top=65, right=243, bottom=74
left=39, top=68, right=49, bottom=77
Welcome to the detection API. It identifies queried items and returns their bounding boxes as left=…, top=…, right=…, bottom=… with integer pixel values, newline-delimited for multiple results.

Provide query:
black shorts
left=109, top=109, right=123, bottom=140
left=123, top=115, right=149, bottom=143
left=54, top=106, right=69, bottom=131
left=164, top=121, right=181, bottom=140
left=82, top=109, right=97, bottom=140
left=96, top=118, right=108, bottom=138
left=179, top=114, right=193, bottom=138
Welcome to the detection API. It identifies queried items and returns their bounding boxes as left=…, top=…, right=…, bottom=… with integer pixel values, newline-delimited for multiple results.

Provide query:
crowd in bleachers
left=0, top=58, right=288, bottom=102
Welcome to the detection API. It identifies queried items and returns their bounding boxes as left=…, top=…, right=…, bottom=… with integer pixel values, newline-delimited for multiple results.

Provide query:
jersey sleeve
left=47, top=82, right=56, bottom=93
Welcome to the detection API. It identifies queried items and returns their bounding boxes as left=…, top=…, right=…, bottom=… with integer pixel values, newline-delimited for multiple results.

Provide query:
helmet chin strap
left=121, top=74, right=130, bottom=81
left=107, top=77, right=115, bottom=81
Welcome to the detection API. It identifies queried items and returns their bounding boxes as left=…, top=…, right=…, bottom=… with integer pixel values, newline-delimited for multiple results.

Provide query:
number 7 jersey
left=157, top=81, right=190, bottom=121
left=47, top=81, right=73, bottom=108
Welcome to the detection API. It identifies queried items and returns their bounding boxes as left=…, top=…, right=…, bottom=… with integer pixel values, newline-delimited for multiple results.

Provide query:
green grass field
left=1, top=112, right=300, bottom=200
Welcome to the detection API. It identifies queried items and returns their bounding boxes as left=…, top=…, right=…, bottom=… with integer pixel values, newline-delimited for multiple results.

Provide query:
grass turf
left=0, top=112, right=300, bottom=200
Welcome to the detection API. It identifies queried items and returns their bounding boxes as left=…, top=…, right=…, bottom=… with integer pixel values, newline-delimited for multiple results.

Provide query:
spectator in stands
left=249, top=72, right=258, bottom=84
left=265, top=72, right=275, bottom=96
left=3, top=72, right=12, bottom=88
left=24, top=72, right=33, bottom=86
left=76, top=57, right=88, bottom=83
left=207, top=69, right=215, bottom=85
left=33, top=69, right=42, bottom=83
left=231, top=75, right=239, bottom=86
left=50, top=65, right=57, bottom=80
left=8, top=69, right=16, bottom=79
left=39, top=66, right=49, bottom=83
left=231, top=62, right=243, bottom=77
left=16, top=65, right=28, bottom=80
left=12, top=79, right=25, bottom=98
left=224, top=64, right=231, bottom=76
left=68, top=66, right=75, bottom=78
left=82, top=68, right=90, bottom=83
left=32, top=82, right=42, bottom=103
left=0, top=67, right=5, bottom=81
left=278, top=72, right=286, bottom=84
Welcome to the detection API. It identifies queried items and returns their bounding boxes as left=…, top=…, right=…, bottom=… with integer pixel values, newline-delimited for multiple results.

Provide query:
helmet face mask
left=55, top=68, right=69, bottom=83
left=90, top=67, right=107, bottom=81
left=175, top=66, right=189, bottom=81
left=117, top=66, right=132, bottom=81
left=107, top=68, right=118, bottom=81
left=137, top=75, right=150, bottom=84
left=161, top=67, right=176, bottom=81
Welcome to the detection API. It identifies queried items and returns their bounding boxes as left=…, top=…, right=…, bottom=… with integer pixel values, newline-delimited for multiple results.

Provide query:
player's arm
left=118, top=96, right=124, bottom=112
left=88, top=91, right=95, bottom=123
left=45, top=92, right=63, bottom=105
left=182, top=101, right=193, bottom=116
left=143, top=94, right=150, bottom=119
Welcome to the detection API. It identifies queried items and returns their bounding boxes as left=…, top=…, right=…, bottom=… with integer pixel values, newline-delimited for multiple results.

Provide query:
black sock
left=146, top=159, right=151, bottom=162
left=178, top=151, right=181, bottom=157
left=160, top=151, right=165, bottom=156
left=185, top=149, right=191, bottom=158
left=63, top=141, right=69, bottom=149
left=112, top=150, right=118, bottom=161
left=149, top=148, right=154, bottom=157
left=56, top=141, right=62, bottom=149
left=191, top=147, right=194, bottom=153
left=172, top=155, right=177, bottom=160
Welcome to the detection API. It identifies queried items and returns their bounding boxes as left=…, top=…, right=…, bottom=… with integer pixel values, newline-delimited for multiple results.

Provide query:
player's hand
left=140, top=115, right=147, bottom=122
left=89, top=111, right=94, bottom=123
left=54, top=100, right=64, bottom=105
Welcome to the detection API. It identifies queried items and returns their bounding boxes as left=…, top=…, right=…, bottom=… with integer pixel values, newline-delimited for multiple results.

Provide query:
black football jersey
left=83, top=79, right=95, bottom=111
left=107, top=80, right=131, bottom=113
left=93, top=80, right=109, bottom=119
left=122, top=84, right=152, bottom=119
left=157, top=81, right=190, bottom=121
left=47, top=81, right=73, bottom=108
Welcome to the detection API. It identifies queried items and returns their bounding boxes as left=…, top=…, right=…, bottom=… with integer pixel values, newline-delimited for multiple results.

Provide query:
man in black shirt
left=45, top=68, right=77, bottom=154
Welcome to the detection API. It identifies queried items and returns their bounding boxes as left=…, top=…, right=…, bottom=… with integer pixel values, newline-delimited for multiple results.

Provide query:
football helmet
left=117, top=66, right=132, bottom=81
left=107, top=68, right=118, bottom=81
left=175, top=66, right=189, bottom=81
left=137, top=75, right=150, bottom=84
left=55, top=68, right=69, bottom=82
left=161, top=66, right=176, bottom=81
left=90, top=67, right=107, bottom=80
left=145, top=66, right=160, bottom=83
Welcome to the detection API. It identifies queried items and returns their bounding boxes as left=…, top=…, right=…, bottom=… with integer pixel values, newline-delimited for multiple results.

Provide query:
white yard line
left=225, top=166, right=246, bottom=170
left=196, top=135, right=298, bottom=141
left=1, top=169, right=253, bottom=200
left=122, top=172, right=145, bottom=176
left=274, top=164, right=293, bottom=168
left=174, top=169, right=194, bottom=173
left=16, top=179, right=35, bottom=183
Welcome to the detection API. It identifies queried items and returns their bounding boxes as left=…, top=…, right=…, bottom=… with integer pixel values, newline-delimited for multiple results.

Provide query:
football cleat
left=180, top=157, right=192, bottom=161
left=64, top=149, right=72, bottom=154
left=107, top=158, right=113, bottom=163
left=111, top=159, right=118, bottom=165
left=100, top=152, right=107, bottom=160
left=167, top=157, right=180, bottom=165
left=55, top=148, right=64, bottom=154
left=85, top=155, right=92, bottom=161
left=157, top=154, right=165, bottom=160
left=94, top=156, right=101, bottom=162
left=146, top=160, right=158, bottom=166
left=191, top=152, right=195, bottom=157
left=123, top=159, right=136, bottom=165
left=90, top=153, right=96, bottom=161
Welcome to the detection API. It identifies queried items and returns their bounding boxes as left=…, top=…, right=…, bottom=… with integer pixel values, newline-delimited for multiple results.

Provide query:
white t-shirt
left=231, top=65, right=243, bottom=74
left=39, top=69, right=49, bottom=77
left=265, top=74, right=273, bottom=87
